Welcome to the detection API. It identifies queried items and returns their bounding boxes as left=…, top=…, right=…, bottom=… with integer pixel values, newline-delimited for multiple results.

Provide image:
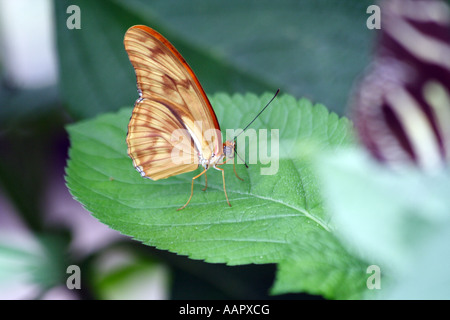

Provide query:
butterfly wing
left=124, top=25, right=222, bottom=180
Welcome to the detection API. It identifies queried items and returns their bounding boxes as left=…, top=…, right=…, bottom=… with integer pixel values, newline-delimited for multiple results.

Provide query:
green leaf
left=65, top=93, right=352, bottom=262
left=65, top=92, right=357, bottom=297
left=54, top=0, right=271, bottom=120
left=271, top=229, right=369, bottom=300
left=54, top=0, right=139, bottom=120
left=54, top=0, right=373, bottom=119
left=115, top=0, right=373, bottom=113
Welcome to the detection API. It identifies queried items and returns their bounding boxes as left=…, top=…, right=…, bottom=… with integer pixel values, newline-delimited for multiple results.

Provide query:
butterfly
left=124, top=25, right=278, bottom=210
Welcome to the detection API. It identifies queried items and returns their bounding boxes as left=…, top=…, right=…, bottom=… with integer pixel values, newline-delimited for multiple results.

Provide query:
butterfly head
left=223, top=140, right=236, bottom=159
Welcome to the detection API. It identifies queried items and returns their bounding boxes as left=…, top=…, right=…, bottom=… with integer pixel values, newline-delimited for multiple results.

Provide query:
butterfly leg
left=218, top=157, right=244, bottom=181
left=177, top=168, right=208, bottom=211
left=214, top=166, right=231, bottom=207
left=233, top=160, right=244, bottom=181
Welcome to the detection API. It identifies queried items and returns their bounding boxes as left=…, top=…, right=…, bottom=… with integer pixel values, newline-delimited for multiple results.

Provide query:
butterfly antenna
left=234, top=148, right=249, bottom=168
left=233, top=89, right=280, bottom=141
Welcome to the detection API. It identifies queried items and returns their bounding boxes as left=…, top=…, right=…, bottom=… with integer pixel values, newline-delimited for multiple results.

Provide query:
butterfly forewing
left=124, top=25, right=222, bottom=180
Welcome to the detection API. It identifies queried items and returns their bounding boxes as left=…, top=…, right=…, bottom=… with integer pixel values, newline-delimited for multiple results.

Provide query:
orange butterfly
left=124, top=25, right=277, bottom=210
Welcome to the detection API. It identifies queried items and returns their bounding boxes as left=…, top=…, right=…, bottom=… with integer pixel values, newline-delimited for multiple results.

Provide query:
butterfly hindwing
left=124, top=25, right=222, bottom=180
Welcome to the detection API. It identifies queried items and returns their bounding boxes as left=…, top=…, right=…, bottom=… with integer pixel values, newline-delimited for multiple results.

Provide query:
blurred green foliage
left=54, top=0, right=374, bottom=119
left=316, top=148, right=450, bottom=299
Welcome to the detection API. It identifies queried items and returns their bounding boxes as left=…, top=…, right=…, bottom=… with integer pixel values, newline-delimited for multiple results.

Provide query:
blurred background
left=0, top=0, right=375, bottom=299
